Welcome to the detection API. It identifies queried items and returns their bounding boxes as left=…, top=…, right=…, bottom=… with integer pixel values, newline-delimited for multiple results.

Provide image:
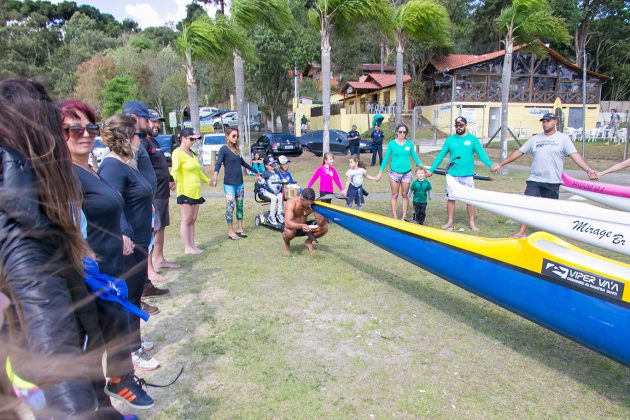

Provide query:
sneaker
left=141, top=300, right=160, bottom=315
left=267, top=214, right=277, bottom=224
left=132, top=349, right=160, bottom=371
left=105, top=373, right=155, bottom=409
left=276, top=213, right=284, bottom=223
left=142, top=282, right=170, bottom=298
left=141, top=340, right=154, bottom=351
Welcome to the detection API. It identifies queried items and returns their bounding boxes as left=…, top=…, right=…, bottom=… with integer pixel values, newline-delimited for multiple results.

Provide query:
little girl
left=343, top=155, right=376, bottom=210
left=250, top=151, right=264, bottom=175
left=307, top=152, right=343, bottom=203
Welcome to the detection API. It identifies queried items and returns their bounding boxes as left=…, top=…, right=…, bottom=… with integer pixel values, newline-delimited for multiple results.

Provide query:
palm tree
left=176, top=13, right=251, bottom=134
left=231, top=0, right=291, bottom=148
left=307, top=0, right=390, bottom=154
left=495, top=0, right=569, bottom=173
left=387, top=0, right=451, bottom=124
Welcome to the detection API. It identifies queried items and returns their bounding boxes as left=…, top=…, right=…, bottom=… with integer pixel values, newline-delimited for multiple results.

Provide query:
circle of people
left=0, top=77, right=627, bottom=418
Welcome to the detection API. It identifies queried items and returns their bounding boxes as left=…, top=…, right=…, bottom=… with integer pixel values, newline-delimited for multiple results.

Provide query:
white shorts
left=445, top=176, right=474, bottom=200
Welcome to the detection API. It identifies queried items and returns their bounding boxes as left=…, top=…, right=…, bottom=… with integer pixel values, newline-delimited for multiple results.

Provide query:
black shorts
left=290, top=221, right=318, bottom=237
left=524, top=181, right=561, bottom=199
left=176, top=195, right=206, bottom=205
left=153, top=198, right=170, bottom=229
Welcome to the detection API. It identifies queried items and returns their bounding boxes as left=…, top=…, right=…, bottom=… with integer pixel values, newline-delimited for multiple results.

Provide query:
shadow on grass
left=328, top=248, right=630, bottom=406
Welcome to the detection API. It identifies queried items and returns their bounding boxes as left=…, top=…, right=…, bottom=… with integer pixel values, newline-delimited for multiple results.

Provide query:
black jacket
left=0, top=147, right=102, bottom=418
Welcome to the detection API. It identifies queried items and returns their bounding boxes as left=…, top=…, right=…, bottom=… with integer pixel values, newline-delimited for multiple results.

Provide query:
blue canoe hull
left=314, top=204, right=630, bottom=367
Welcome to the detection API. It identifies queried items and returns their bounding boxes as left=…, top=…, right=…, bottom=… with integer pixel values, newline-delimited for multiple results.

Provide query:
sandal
left=228, top=234, right=239, bottom=240
left=236, top=231, right=248, bottom=238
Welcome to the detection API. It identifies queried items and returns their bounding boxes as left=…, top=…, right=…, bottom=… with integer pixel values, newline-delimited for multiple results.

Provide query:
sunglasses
left=397, top=130, right=407, bottom=134
left=64, top=124, right=100, bottom=139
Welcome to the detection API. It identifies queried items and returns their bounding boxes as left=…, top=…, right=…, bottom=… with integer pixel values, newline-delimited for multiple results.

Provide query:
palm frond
left=496, top=0, right=569, bottom=46
left=232, top=0, right=292, bottom=32
left=394, top=0, right=451, bottom=47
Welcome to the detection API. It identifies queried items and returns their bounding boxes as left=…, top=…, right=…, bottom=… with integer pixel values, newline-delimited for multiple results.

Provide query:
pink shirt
left=307, top=164, right=343, bottom=193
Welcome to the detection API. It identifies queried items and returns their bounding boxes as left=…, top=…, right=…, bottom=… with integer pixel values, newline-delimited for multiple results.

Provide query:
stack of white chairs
left=618, top=128, right=628, bottom=143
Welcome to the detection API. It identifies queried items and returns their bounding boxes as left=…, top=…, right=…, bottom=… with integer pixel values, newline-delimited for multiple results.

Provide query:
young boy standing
left=409, top=166, right=432, bottom=225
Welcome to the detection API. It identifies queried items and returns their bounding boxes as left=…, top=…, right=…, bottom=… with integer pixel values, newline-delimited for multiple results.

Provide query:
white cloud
left=124, top=3, right=163, bottom=28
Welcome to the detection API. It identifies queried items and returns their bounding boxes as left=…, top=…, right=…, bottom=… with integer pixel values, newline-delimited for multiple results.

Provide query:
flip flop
left=236, top=231, right=248, bottom=238
left=228, top=234, right=239, bottom=240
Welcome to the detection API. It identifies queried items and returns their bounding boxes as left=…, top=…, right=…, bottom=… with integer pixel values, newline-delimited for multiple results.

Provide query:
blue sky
left=48, top=0, right=218, bottom=29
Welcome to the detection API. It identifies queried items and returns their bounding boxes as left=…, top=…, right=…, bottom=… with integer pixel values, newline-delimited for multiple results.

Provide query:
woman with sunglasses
left=212, top=127, right=259, bottom=240
left=98, top=115, right=161, bottom=373
left=171, top=128, right=209, bottom=254
left=375, top=123, right=422, bottom=220
left=59, top=100, right=155, bottom=410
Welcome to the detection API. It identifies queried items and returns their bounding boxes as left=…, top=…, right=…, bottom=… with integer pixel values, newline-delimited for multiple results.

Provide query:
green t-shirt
left=380, top=139, right=422, bottom=173
left=410, top=179, right=432, bottom=204
left=429, top=133, right=493, bottom=176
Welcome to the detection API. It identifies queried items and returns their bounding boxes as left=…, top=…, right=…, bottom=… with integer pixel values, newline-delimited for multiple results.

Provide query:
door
left=330, top=131, right=345, bottom=154
left=567, top=108, right=583, bottom=130
left=488, top=107, right=500, bottom=136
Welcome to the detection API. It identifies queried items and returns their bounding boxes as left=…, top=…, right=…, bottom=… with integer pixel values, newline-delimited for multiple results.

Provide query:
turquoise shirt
left=429, top=133, right=493, bottom=176
left=410, top=179, right=432, bottom=204
left=380, top=139, right=422, bottom=173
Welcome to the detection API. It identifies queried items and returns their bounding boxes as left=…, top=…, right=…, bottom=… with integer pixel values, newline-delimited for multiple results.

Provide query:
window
left=384, top=91, right=390, bottom=105
left=533, top=77, right=556, bottom=91
left=457, top=74, right=486, bottom=90
left=510, top=76, right=529, bottom=91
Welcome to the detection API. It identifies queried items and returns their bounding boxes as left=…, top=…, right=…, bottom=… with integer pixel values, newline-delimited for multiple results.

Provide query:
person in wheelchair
left=258, top=156, right=284, bottom=224
left=276, top=155, right=295, bottom=185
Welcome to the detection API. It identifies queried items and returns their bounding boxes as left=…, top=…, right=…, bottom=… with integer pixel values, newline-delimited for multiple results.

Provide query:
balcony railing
left=422, top=88, right=599, bottom=106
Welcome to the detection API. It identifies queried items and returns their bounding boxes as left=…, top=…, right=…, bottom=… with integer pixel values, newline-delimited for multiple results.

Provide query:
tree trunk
left=395, top=34, right=404, bottom=125
left=280, top=108, right=289, bottom=132
left=233, top=51, right=246, bottom=152
left=499, top=36, right=513, bottom=175
left=380, top=38, right=385, bottom=73
left=185, top=49, right=200, bottom=134
left=321, top=18, right=331, bottom=155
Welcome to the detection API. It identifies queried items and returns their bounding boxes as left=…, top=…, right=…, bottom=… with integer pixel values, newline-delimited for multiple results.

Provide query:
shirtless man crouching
left=282, top=187, right=329, bottom=255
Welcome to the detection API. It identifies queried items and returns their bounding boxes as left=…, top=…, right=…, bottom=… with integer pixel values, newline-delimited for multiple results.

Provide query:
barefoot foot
left=149, top=271, right=166, bottom=282
left=469, top=225, right=480, bottom=232
left=154, top=261, right=181, bottom=270
left=304, top=240, right=316, bottom=253
left=184, top=247, right=203, bottom=255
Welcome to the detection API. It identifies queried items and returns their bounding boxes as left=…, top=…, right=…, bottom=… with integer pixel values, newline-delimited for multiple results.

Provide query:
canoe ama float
left=312, top=202, right=630, bottom=366
left=446, top=175, right=630, bottom=256
left=561, top=172, right=630, bottom=212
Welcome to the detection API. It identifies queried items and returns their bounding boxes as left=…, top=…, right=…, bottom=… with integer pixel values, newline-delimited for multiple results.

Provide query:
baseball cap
left=148, top=109, right=165, bottom=121
left=122, top=101, right=150, bottom=119
left=180, top=128, right=200, bottom=138
left=539, top=113, right=557, bottom=121
left=263, top=156, right=276, bottom=166
left=455, top=116, right=467, bottom=125
left=278, top=155, right=290, bottom=164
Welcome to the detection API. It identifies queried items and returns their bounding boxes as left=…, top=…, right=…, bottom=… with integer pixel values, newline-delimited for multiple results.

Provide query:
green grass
left=124, top=153, right=630, bottom=418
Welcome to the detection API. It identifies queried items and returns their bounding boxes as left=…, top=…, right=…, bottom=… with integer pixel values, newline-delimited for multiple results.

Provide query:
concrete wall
left=421, top=101, right=601, bottom=139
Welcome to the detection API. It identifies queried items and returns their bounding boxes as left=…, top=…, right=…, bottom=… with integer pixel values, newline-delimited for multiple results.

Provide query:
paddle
left=428, top=156, right=493, bottom=181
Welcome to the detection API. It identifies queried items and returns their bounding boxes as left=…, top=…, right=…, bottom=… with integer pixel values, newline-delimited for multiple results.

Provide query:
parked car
left=221, top=112, right=262, bottom=132
left=209, top=111, right=237, bottom=130
left=155, top=134, right=175, bottom=164
left=299, top=129, right=371, bottom=156
left=250, top=133, right=302, bottom=157
left=199, top=106, right=218, bottom=118
left=89, top=136, right=109, bottom=167
left=201, top=132, right=226, bottom=165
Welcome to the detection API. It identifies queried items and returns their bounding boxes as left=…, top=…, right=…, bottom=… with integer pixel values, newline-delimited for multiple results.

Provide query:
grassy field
left=121, top=148, right=630, bottom=418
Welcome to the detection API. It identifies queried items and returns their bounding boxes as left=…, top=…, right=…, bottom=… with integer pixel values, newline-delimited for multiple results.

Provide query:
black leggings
left=121, top=244, right=148, bottom=353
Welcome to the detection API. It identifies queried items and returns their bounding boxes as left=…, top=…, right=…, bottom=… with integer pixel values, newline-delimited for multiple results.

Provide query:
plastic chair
left=619, top=128, right=627, bottom=144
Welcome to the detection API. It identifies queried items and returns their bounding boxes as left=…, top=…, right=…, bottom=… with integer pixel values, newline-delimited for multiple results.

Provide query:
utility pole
left=581, top=50, right=587, bottom=158
left=294, top=62, right=299, bottom=100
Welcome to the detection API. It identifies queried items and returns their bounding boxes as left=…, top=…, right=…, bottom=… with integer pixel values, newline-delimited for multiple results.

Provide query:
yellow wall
left=341, top=86, right=410, bottom=113
left=421, top=101, right=601, bottom=139
left=309, top=109, right=393, bottom=133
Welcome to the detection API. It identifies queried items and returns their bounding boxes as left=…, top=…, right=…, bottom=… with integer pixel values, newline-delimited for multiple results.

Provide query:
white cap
left=278, top=155, right=290, bottom=164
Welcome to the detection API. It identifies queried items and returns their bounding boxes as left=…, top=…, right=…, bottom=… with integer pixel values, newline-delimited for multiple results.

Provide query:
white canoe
left=560, top=173, right=630, bottom=212
left=446, top=175, right=630, bottom=256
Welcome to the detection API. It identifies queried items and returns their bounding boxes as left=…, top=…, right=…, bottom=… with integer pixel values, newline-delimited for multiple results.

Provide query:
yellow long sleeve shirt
left=170, top=148, right=209, bottom=199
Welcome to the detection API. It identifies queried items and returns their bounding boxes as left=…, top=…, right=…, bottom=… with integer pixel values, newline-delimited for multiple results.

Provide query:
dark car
left=251, top=133, right=302, bottom=157
left=299, top=129, right=372, bottom=156
left=155, top=134, right=175, bottom=164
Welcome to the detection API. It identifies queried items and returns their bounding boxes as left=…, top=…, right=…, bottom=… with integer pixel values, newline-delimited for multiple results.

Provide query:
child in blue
left=259, top=156, right=284, bottom=223
left=409, top=166, right=432, bottom=224
left=275, top=155, right=295, bottom=185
